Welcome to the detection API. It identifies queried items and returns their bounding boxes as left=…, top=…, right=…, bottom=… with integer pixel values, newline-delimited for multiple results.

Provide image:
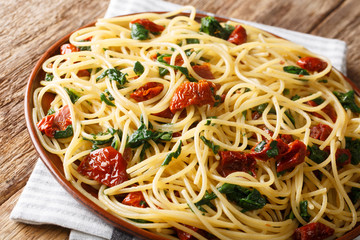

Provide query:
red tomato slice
left=293, top=222, right=334, bottom=240
left=130, top=82, right=164, bottom=102
left=297, top=57, right=328, bottom=72
left=192, top=63, right=215, bottom=79
left=217, top=151, right=256, bottom=177
left=122, top=191, right=146, bottom=208
left=78, top=146, right=128, bottom=187
left=228, top=25, right=247, bottom=45
left=37, top=105, right=72, bottom=137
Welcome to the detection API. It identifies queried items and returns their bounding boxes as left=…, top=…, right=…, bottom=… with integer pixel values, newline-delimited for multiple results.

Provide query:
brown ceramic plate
left=25, top=11, right=360, bottom=240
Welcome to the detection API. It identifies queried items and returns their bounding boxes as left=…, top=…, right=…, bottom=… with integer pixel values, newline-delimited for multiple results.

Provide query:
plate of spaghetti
left=25, top=6, right=360, bottom=240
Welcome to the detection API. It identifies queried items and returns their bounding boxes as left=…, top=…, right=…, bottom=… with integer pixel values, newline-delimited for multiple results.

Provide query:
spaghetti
left=33, top=7, right=360, bottom=240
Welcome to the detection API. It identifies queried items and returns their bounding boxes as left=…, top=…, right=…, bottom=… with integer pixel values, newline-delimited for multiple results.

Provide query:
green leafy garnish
left=254, top=140, right=266, bottom=153
left=307, top=145, right=329, bottom=164
left=158, top=67, right=169, bottom=77
left=318, top=79, right=328, bottom=83
left=300, top=200, right=311, bottom=222
left=194, top=191, right=217, bottom=212
left=283, top=88, right=290, bottom=95
left=312, top=97, right=325, bottom=105
left=131, top=23, right=149, bottom=40
left=45, top=73, right=54, bottom=81
left=266, top=141, right=279, bottom=158
left=200, top=135, right=220, bottom=154
left=345, top=137, right=360, bottom=165
left=47, top=108, right=55, bottom=115
left=54, top=125, right=73, bottom=139
left=157, top=54, right=197, bottom=82
left=284, top=110, right=295, bottom=125
left=333, top=90, right=360, bottom=113
left=283, top=66, right=309, bottom=76
left=128, top=218, right=153, bottom=223
left=218, top=183, right=266, bottom=212
left=140, top=141, right=151, bottom=161
left=96, top=68, right=128, bottom=87
left=205, top=116, right=217, bottom=126
left=64, top=87, right=81, bottom=104
left=200, top=16, right=230, bottom=40
left=291, top=94, right=301, bottom=101
left=161, top=140, right=182, bottom=166
left=133, top=61, right=144, bottom=75
left=186, top=38, right=200, bottom=44
left=100, top=92, right=115, bottom=107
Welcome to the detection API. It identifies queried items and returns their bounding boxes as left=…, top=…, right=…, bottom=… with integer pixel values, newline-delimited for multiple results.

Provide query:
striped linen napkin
left=11, top=0, right=351, bottom=239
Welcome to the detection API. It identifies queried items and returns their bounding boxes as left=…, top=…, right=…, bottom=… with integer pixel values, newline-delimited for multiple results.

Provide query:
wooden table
left=1, top=0, right=360, bottom=239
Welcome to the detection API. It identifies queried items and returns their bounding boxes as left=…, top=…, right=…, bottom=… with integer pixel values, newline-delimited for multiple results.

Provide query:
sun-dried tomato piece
left=77, top=69, right=90, bottom=77
left=251, top=139, right=289, bottom=161
left=130, top=18, right=165, bottom=33
left=307, top=100, right=337, bottom=122
left=60, top=43, right=79, bottom=55
left=192, top=63, right=215, bottom=79
left=227, top=25, right=247, bottom=45
left=162, top=54, right=184, bottom=66
left=37, top=105, right=72, bottom=137
left=276, top=140, right=306, bottom=172
left=170, top=80, right=217, bottom=113
left=297, top=57, right=328, bottom=72
left=310, top=123, right=332, bottom=141
left=217, top=151, right=256, bottom=177
left=130, top=82, right=164, bottom=102
left=78, top=146, right=128, bottom=187
left=122, top=191, right=147, bottom=208
left=293, top=222, right=334, bottom=240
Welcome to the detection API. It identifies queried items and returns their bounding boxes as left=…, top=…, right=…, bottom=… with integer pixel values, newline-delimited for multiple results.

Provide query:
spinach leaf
left=157, top=54, right=197, bottom=82
left=78, top=39, right=91, bottom=51
left=218, top=183, right=266, bottom=212
left=45, top=73, right=54, bottom=81
left=134, top=61, right=144, bottom=75
left=205, top=116, right=217, bottom=126
left=100, top=93, right=115, bottom=106
left=159, top=67, right=169, bottom=77
left=345, top=137, right=360, bottom=165
left=128, top=218, right=153, bottom=223
left=254, top=140, right=266, bottom=153
left=194, top=191, right=217, bottom=212
left=140, top=141, right=151, bottom=161
left=283, top=66, right=309, bottom=76
left=333, top=90, right=360, bottom=113
left=300, top=200, right=311, bottom=222
left=96, top=68, right=128, bottom=87
left=85, top=128, right=122, bottom=150
left=152, top=131, right=173, bottom=141
left=104, top=89, right=114, bottom=101
left=318, top=79, right=328, bottom=83
left=131, top=23, right=149, bottom=40
left=200, top=16, right=229, bottom=40
left=283, top=88, right=290, bottom=95
left=64, top=87, right=81, bottom=104
left=186, top=38, right=200, bottom=44
left=307, top=145, right=329, bottom=164
left=284, top=110, right=295, bottom=125
left=54, top=125, right=73, bottom=139
left=291, top=94, right=301, bottom=101
left=349, top=187, right=360, bottom=204
left=200, top=135, right=220, bottom=154
left=312, top=97, right=325, bottom=105
left=266, top=141, right=279, bottom=158
left=224, top=24, right=235, bottom=36
left=161, top=140, right=182, bottom=166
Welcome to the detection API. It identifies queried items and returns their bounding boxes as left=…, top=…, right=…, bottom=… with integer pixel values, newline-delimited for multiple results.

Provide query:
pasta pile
left=33, top=6, right=360, bottom=240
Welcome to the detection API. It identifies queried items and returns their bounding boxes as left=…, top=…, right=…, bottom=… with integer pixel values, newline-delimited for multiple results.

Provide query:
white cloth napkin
left=11, top=0, right=351, bottom=239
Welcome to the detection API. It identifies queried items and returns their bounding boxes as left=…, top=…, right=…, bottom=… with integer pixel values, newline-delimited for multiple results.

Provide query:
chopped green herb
left=45, top=73, right=54, bottom=81
left=318, top=79, right=328, bottom=83
left=266, top=141, right=279, bottom=158
left=54, top=125, right=73, bottom=139
left=205, top=116, right=217, bottom=126
left=100, top=93, right=115, bottom=106
left=96, top=68, right=128, bottom=87
left=200, top=135, right=220, bottom=154
left=78, top=45, right=91, bottom=51
left=158, top=67, right=169, bottom=77
left=131, top=23, right=149, bottom=40
left=218, top=183, right=266, bottom=212
left=283, top=88, right=290, bottom=95
left=200, top=16, right=230, bottom=40
left=186, top=38, right=200, bottom=44
left=312, top=97, right=324, bottom=105
left=345, top=137, right=360, bottom=165
left=133, top=61, right=145, bottom=75
left=254, top=140, right=266, bottom=153
left=157, top=54, right=197, bottom=82
left=64, top=87, right=81, bottom=104
left=300, top=200, right=311, bottom=222
left=256, top=103, right=268, bottom=114
left=307, top=145, right=329, bottom=164
left=333, top=90, right=360, bottom=113
left=291, top=95, right=301, bottom=101
left=128, top=218, right=153, bottom=223
left=284, top=110, right=295, bottom=125
left=286, top=211, right=295, bottom=220
left=283, top=66, right=309, bottom=76
left=161, top=140, right=182, bottom=166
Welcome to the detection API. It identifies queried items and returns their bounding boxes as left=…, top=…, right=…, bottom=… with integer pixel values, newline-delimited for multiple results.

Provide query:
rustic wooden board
left=1, top=0, right=359, bottom=239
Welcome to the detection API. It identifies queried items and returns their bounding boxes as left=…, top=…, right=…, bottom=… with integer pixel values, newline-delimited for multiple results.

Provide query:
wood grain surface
left=0, top=0, right=359, bottom=239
